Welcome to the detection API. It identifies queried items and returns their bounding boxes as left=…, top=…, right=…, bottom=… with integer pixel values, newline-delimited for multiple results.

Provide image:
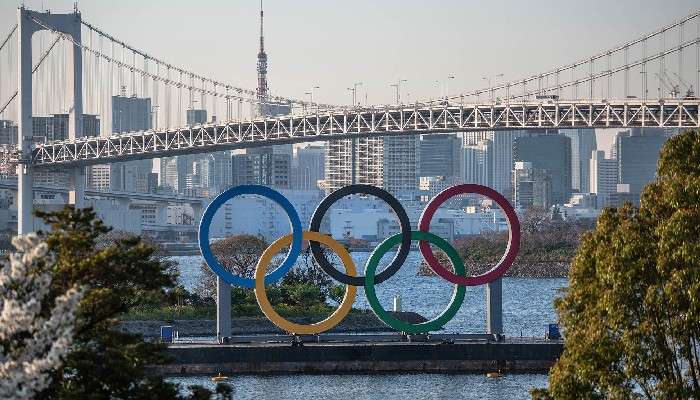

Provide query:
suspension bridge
left=0, top=6, right=699, bottom=235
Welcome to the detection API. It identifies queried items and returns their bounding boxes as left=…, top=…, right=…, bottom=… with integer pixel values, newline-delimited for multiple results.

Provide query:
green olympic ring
left=364, top=230, right=467, bottom=334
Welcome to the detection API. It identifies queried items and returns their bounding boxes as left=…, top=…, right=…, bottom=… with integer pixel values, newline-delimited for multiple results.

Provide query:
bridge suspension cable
left=430, top=10, right=700, bottom=104
left=78, top=19, right=336, bottom=111
left=0, top=24, right=17, bottom=53
left=0, top=31, right=63, bottom=117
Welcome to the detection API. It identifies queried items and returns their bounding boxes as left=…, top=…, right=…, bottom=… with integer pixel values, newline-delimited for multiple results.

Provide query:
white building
left=461, top=139, right=492, bottom=186
left=589, top=150, right=618, bottom=208
left=324, top=135, right=419, bottom=197
left=207, top=189, right=323, bottom=242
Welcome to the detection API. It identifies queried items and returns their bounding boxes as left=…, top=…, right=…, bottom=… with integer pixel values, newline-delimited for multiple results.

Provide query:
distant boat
left=211, top=372, right=229, bottom=382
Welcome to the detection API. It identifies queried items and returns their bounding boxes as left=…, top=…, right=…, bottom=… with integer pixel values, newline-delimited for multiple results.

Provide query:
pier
left=154, top=335, right=563, bottom=375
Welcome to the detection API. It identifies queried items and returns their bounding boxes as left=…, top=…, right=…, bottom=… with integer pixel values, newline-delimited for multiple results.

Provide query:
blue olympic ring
left=198, top=185, right=303, bottom=288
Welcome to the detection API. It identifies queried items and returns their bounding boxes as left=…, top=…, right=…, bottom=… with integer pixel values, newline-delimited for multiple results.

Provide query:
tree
left=196, top=234, right=271, bottom=300
left=533, top=129, right=700, bottom=399
left=196, top=235, right=344, bottom=313
left=34, top=207, right=231, bottom=399
left=0, top=234, right=82, bottom=400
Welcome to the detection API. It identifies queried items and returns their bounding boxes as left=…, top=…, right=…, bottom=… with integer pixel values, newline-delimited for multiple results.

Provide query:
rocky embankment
left=418, top=255, right=569, bottom=278
left=120, top=311, right=427, bottom=338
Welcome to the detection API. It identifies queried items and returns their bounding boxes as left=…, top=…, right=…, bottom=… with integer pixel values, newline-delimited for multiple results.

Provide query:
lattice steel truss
left=10, top=99, right=698, bottom=168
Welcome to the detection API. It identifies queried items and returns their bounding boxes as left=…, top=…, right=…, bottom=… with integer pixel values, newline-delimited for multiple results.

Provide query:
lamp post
left=311, top=85, right=319, bottom=103
left=483, top=73, right=504, bottom=102
left=151, top=105, right=160, bottom=130
left=347, top=82, right=362, bottom=107
left=445, top=76, right=455, bottom=98
left=390, top=79, right=407, bottom=104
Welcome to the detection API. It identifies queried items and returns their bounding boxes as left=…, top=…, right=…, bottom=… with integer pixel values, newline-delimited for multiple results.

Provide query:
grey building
left=615, top=129, right=667, bottom=197
left=32, top=113, right=100, bottom=141
left=383, top=135, right=420, bottom=197
left=589, top=150, right=618, bottom=208
left=32, top=114, right=100, bottom=187
left=186, top=109, right=208, bottom=126
left=461, top=139, right=492, bottom=186
left=514, top=133, right=572, bottom=205
left=0, top=120, right=17, bottom=145
left=90, top=96, right=153, bottom=193
left=465, top=130, right=528, bottom=199
left=159, top=108, right=233, bottom=195
left=560, top=129, right=597, bottom=193
left=232, top=146, right=291, bottom=189
left=419, top=134, right=461, bottom=178
left=112, top=95, right=151, bottom=133
left=512, top=161, right=552, bottom=209
left=293, top=145, right=325, bottom=190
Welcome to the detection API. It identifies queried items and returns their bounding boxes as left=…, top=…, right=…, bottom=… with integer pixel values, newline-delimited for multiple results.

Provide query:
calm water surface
left=172, top=251, right=567, bottom=337
left=169, top=252, right=562, bottom=398
left=169, top=373, right=549, bottom=400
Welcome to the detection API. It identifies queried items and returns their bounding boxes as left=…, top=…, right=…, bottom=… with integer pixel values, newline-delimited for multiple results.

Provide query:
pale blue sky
left=1, top=0, right=698, bottom=106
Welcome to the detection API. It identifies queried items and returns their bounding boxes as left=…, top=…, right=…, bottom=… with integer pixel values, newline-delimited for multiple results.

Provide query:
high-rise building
left=159, top=156, right=189, bottom=194
left=232, top=146, right=291, bottom=189
left=208, top=152, right=233, bottom=194
left=615, top=129, right=667, bottom=197
left=512, top=161, right=552, bottom=209
left=31, top=114, right=100, bottom=141
left=324, top=135, right=419, bottom=196
left=112, top=95, right=151, bottom=133
left=186, top=109, right=207, bottom=126
left=0, top=120, right=17, bottom=145
left=461, top=139, right=492, bottom=186
left=464, top=130, right=527, bottom=199
left=324, top=137, right=383, bottom=192
left=463, top=131, right=493, bottom=146
left=419, top=175, right=464, bottom=207
left=589, top=150, right=618, bottom=208
left=159, top=108, right=232, bottom=195
left=513, top=133, right=571, bottom=205
left=293, top=145, right=325, bottom=190
left=32, top=114, right=100, bottom=187
left=560, top=129, right=597, bottom=193
left=91, top=96, right=153, bottom=193
left=419, top=134, right=460, bottom=178
left=383, top=135, right=419, bottom=197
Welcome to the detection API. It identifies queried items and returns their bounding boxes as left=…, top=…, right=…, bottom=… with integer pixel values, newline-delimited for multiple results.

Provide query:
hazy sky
left=1, top=0, right=698, bottom=106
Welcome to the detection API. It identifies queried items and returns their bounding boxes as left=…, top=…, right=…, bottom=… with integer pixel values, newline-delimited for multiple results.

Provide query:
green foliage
left=455, top=210, right=592, bottom=264
left=533, top=129, right=700, bottom=400
left=194, top=235, right=347, bottom=317
left=34, top=206, right=231, bottom=399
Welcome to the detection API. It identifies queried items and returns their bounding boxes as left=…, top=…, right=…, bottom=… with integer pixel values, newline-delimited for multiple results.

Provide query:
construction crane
left=672, top=72, right=697, bottom=99
left=655, top=71, right=680, bottom=98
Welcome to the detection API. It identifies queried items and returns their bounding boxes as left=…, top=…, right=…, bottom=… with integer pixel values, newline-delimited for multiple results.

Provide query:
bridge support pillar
left=17, top=164, right=33, bottom=235
left=68, top=168, right=86, bottom=209
left=216, top=277, right=231, bottom=343
left=16, top=7, right=83, bottom=233
left=486, top=278, right=503, bottom=337
left=191, top=202, right=203, bottom=225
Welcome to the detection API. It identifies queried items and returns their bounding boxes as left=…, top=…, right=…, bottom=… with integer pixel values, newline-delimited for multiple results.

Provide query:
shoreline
left=120, top=312, right=428, bottom=338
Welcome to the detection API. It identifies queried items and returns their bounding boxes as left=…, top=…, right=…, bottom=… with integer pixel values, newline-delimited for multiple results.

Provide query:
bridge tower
left=16, top=6, right=84, bottom=234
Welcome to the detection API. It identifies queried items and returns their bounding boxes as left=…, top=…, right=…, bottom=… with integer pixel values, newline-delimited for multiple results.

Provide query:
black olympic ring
left=308, top=184, right=412, bottom=286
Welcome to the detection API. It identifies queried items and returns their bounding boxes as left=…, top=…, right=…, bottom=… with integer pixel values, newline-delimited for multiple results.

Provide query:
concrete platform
left=154, top=337, right=563, bottom=375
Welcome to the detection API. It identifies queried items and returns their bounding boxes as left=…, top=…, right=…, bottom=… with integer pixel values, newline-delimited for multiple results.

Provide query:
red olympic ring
left=418, top=184, right=521, bottom=286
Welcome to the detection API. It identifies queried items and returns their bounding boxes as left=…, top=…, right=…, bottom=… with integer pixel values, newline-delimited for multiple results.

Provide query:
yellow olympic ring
left=254, top=231, right=357, bottom=335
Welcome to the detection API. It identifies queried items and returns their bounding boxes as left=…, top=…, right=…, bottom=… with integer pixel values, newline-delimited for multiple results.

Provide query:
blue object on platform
left=161, top=325, right=174, bottom=343
left=547, top=323, right=561, bottom=340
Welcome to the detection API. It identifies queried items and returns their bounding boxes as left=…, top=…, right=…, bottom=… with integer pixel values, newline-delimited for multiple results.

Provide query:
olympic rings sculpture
left=199, top=183, right=521, bottom=335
